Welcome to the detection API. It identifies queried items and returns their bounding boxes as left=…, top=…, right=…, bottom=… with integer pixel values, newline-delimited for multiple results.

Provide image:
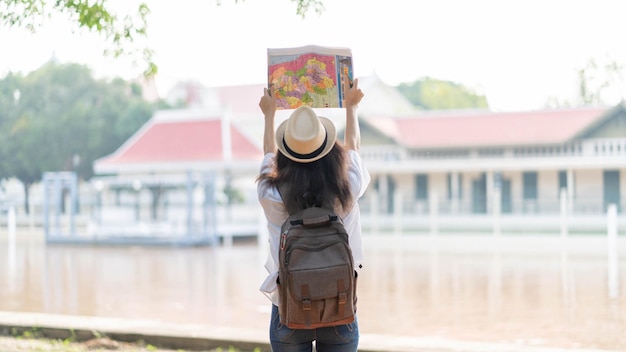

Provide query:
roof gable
left=337, top=118, right=395, bottom=145
left=574, top=103, right=626, bottom=139
left=95, top=110, right=262, bottom=171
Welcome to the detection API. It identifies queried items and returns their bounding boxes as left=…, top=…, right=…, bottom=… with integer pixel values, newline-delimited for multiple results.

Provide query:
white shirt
left=256, top=150, right=371, bottom=305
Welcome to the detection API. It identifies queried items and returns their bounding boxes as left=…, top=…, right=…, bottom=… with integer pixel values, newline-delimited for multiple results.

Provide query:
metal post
left=54, top=173, right=62, bottom=237
left=566, top=169, right=574, bottom=212
left=607, top=204, right=619, bottom=299
left=7, top=206, right=16, bottom=285
left=560, top=188, right=568, bottom=240
left=203, top=171, right=217, bottom=246
left=186, top=172, right=194, bottom=239
left=133, top=180, right=142, bottom=222
left=451, top=172, right=460, bottom=214
left=8, top=205, right=16, bottom=251
left=43, top=174, right=50, bottom=240
left=429, top=191, right=438, bottom=236
left=370, top=189, right=379, bottom=235
left=393, top=189, right=403, bottom=236
left=493, top=187, right=501, bottom=237
left=486, top=171, right=494, bottom=214
left=69, top=172, right=77, bottom=237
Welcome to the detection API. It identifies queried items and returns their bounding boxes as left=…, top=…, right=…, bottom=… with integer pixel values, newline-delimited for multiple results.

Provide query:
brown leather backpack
left=277, top=206, right=357, bottom=329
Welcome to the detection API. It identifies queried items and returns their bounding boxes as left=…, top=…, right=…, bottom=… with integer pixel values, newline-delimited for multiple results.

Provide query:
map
left=268, top=45, right=353, bottom=109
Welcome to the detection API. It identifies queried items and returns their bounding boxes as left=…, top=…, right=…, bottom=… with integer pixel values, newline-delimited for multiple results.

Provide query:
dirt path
left=0, top=336, right=255, bottom=352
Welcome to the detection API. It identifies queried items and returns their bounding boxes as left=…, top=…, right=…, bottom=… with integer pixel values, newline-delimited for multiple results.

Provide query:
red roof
left=97, top=116, right=261, bottom=167
left=367, top=107, right=609, bottom=148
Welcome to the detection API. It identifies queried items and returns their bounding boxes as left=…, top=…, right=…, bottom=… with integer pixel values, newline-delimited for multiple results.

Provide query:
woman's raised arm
left=259, top=87, right=277, bottom=154
left=343, top=78, right=365, bottom=151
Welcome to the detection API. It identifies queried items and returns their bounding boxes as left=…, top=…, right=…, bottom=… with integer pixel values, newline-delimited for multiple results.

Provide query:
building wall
left=575, top=169, right=604, bottom=212
left=431, top=173, right=447, bottom=202
left=539, top=170, right=559, bottom=201
left=376, top=168, right=625, bottom=216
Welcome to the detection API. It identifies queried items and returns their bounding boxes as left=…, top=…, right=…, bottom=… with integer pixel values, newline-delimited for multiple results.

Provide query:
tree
left=397, top=77, right=489, bottom=110
left=0, top=0, right=324, bottom=76
left=576, top=58, right=625, bottom=106
left=544, top=57, right=625, bottom=108
left=0, top=62, right=156, bottom=213
left=0, top=72, right=22, bottom=181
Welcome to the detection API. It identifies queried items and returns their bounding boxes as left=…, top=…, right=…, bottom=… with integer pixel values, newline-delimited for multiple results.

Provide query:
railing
left=360, top=138, right=626, bottom=161
left=358, top=192, right=626, bottom=234
left=6, top=193, right=626, bottom=238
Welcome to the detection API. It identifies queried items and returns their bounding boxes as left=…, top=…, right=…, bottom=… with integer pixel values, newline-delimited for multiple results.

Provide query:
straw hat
left=275, top=106, right=337, bottom=163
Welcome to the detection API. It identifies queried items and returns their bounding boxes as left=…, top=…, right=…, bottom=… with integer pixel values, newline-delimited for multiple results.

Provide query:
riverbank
left=0, top=335, right=228, bottom=352
left=1, top=310, right=622, bottom=352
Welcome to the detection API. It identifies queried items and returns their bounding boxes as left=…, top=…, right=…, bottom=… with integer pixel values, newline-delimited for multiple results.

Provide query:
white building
left=90, top=76, right=626, bottom=236
left=358, top=103, right=626, bottom=233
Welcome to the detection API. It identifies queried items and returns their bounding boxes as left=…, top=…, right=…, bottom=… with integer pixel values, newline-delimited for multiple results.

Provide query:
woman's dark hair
left=257, top=142, right=353, bottom=214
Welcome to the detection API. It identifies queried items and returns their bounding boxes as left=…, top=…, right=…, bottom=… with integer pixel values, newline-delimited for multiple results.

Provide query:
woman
left=257, top=79, right=370, bottom=352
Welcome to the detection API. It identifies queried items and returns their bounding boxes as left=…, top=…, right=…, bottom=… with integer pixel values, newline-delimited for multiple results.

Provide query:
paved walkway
left=0, top=310, right=616, bottom=352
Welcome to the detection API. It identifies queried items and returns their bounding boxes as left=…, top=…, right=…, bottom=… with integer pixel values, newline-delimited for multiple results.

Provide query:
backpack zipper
left=280, top=232, right=287, bottom=250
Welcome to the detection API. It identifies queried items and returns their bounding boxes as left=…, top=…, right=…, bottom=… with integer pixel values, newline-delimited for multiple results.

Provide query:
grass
left=0, top=327, right=265, bottom=352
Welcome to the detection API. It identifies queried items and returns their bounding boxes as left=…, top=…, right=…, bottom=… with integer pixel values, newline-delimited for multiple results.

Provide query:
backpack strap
left=291, top=213, right=337, bottom=227
left=337, top=279, right=347, bottom=315
left=301, top=284, right=312, bottom=326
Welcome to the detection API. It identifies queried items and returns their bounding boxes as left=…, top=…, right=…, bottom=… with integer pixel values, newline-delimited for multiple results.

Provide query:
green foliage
left=0, top=61, right=157, bottom=212
left=91, top=329, right=105, bottom=340
left=291, top=0, right=325, bottom=17
left=215, top=347, right=241, bottom=352
left=223, top=186, right=244, bottom=205
left=0, top=72, right=22, bottom=181
left=0, top=0, right=155, bottom=76
left=544, top=56, right=625, bottom=108
left=0, top=0, right=323, bottom=76
left=576, top=57, right=624, bottom=106
left=397, top=77, right=489, bottom=110
left=220, top=0, right=324, bottom=17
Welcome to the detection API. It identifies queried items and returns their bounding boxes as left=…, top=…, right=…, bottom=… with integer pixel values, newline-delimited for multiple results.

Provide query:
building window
left=415, top=174, right=428, bottom=200
left=523, top=172, right=538, bottom=200
left=603, top=170, right=621, bottom=212
left=558, top=170, right=567, bottom=196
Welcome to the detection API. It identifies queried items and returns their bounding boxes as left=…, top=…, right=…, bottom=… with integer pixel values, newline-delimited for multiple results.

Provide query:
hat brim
left=275, top=116, right=337, bottom=163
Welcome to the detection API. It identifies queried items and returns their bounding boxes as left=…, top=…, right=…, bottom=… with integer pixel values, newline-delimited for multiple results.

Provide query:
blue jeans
left=269, top=305, right=359, bottom=352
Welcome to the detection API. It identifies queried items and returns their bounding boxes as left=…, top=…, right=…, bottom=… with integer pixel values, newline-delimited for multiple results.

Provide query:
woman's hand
left=344, top=78, right=364, bottom=109
left=259, top=86, right=277, bottom=118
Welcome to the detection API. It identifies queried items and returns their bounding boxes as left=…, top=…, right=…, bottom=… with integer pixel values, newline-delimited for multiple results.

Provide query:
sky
left=1, top=0, right=625, bottom=111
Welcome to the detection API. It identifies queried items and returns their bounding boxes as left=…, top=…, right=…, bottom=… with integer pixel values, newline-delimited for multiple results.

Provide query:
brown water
left=1, top=231, right=625, bottom=351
